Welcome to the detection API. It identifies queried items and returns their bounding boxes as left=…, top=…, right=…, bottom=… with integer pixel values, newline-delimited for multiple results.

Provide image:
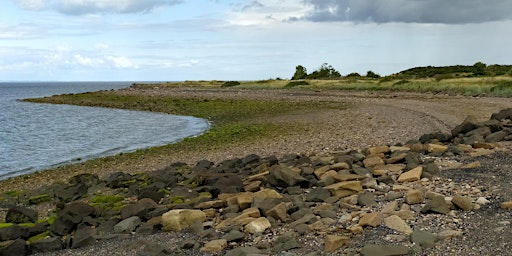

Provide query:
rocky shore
left=2, top=106, right=512, bottom=255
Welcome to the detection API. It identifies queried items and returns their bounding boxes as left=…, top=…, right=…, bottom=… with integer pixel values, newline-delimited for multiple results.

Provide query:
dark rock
left=114, top=216, right=141, bottom=233
left=223, top=230, right=245, bottom=242
left=273, top=233, right=301, bottom=252
left=241, top=154, right=261, bottom=167
left=284, top=186, right=303, bottom=195
left=318, top=209, right=337, bottom=219
left=252, top=197, right=284, bottom=213
left=224, top=246, right=262, bottom=256
left=465, top=126, right=491, bottom=137
left=486, top=130, right=509, bottom=143
left=421, top=195, right=450, bottom=214
left=1, top=238, right=27, bottom=256
left=53, top=183, right=88, bottom=202
left=121, top=198, right=158, bottom=220
left=6, top=206, right=38, bottom=223
left=69, top=173, right=100, bottom=188
left=106, top=172, right=134, bottom=188
left=267, top=165, right=309, bottom=188
left=451, top=115, right=479, bottom=136
left=59, top=202, right=95, bottom=224
left=480, top=119, right=503, bottom=132
left=25, top=223, right=47, bottom=238
left=138, top=189, right=164, bottom=204
left=491, top=108, right=512, bottom=121
left=29, top=236, right=63, bottom=253
left=352, top=166, right=372, bottom=176
left=50, top=218, right=75, bottom=236
left=136, top=241, right=171, bottom=256
left=0, top=224, right=29, bottom=241
left=422, top=162, right=440, bottom=177
left=360, top=245, right=409, bottom=256
left=290, top=208, right=313, bottom=221
left=180, top=239, right=199, bottom=250
left=462, top=134, right=485, bottom=145
left=405, top=152, right=423, bottom=170
left=306, top=188, right=330, bottom=202
left=214, top=175, right=245, bottom=194
left=191, top=160, right=214, bottom=172
left=358, top=192, right=376, bottom=206
left=419, top=132, right=452, bottom=143
left=71, top=225, right=96, bottom=249
left=293, top=223, right=311, bottom=235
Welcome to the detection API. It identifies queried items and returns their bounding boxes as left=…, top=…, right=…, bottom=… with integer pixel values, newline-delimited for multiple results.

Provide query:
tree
left=292, top=65, right=308, bottom=80
left=366, top=70, right=381, bottom=79
left=473, top=61, right=487, bottom=76
left=346, top=72, right=361, bottom=78
left=308, top=63, right=341, bottom=79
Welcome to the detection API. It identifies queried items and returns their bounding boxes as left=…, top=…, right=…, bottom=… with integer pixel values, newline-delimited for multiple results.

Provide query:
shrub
left=285, top=81, right=309, bottom=88
left=221, top=81, right=241, bottom=87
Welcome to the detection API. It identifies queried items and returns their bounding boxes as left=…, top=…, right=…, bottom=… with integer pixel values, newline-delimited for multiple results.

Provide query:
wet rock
left=0, top=238, right=27, bottom=256
left=0, top=224, right=28, bottom=241
left=69, top=173, right=100, bottom=188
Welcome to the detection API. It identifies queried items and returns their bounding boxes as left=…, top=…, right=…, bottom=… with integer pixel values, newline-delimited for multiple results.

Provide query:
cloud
left=16, top=0, right=183, bottom=15
left=302, top=0, right=512, bottom=24
left=228, top=0, right=312, bottom=25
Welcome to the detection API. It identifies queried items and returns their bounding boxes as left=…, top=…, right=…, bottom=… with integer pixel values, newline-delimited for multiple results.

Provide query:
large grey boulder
left=6, top=206, right=38, bottom=223
left=267, top=165, right=309, bottom=188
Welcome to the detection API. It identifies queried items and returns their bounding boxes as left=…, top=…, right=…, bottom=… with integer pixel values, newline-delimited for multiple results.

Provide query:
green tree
left=291, top=65, right=308, bottom=80
left=346, top=72, right=361, bottom=78
left=473, top=61, right=487, bottom=76
left=308, top=63, right=341, bottom=79
left=366, top=70, right=381, bottom=79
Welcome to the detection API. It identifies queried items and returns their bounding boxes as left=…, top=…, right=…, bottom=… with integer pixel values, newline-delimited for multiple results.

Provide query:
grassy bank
left=141, top=76, right=512, bottom=97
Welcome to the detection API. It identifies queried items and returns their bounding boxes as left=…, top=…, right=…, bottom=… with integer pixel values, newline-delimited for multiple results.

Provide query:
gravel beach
left=4, top=87, right=512, bottom=256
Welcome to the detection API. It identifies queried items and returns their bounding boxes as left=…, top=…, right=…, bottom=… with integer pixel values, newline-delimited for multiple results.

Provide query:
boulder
left=411, top=230, right=436, bottom=249
left=244, top=217, right=271, bottom=234
left=267, top=165, right=309, bottom=188
left=114, top=216, right=142, bottom=233
left=71, top=225, right=96, bottom=249
left=68, top=173, right=100, bottom=188
left=162, top=209, right=206, bottom=232
left=451, top=115, right=479, bottom=136
left=486, top=130, right=508, bottom=143
left=491, top=108, right=512, bottom=121
left=384, top=215, right=412, bottom=234
left=29, top=237, right=63, bottom=253
left=0, top=224, right=28, bottom=241
left=306, top=187, right=330, bottom=202
left=6, top=206, right=38, bottom=224
left=421, top=195, right=450, bottom=214
left=121, top=198, right=158, bottom=220
left=0, top=238, right=27, bottom=256
left=451, top=195, right=473, bottom=211
left=324, top=235, right=350, bottom=252
left=397, top=166, right=422, bottom=183
left=200, top=239, right=227, bottom=253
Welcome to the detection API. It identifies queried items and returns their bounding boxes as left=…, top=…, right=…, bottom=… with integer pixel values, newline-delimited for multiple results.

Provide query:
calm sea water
left=0, top=82, right=209, bottom=179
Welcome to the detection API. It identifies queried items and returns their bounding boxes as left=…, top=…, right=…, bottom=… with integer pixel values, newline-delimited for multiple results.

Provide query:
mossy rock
left=0, top=223, right=14, bottom=228
left=37, top=215, right=57, bottom=225
left=18, top=223, right=36, bottom=228
left=3, top=190, right=27, bottom=198
left=28, top=194, right=52, bottom=205
left=170, top=196, right=185, bottom=204
left=27, top=231, right=50, bottom=243
left=90, top=195, right=125, bottom=210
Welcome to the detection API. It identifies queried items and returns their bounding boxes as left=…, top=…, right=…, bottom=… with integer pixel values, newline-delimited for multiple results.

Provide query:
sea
left=0, top=82, right=209, bottom=180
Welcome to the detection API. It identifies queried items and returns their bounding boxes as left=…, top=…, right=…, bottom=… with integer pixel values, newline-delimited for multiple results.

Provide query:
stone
left=58, top=202, right=95, bottom=224
left=397, top=166, right=422, bottom=183
left=384, top=215, right=412, bottom=234
left=29, top=237, right=63, bottom=253
left=306, top=187, right=331, bottom=202
left=162, top=209, right=206, bottom=232
left=491, top=108, right=512, bottom=121
left=451, top=115, right=479, bottom=136
left=358, top=212, right=382, bottom=227
left=267, top=165, right=309, bottom=188
left=114, top=216, right=142, bottom=233
left=325, top=181, right=363, bottom=193
left=6, top=206, right=38, bottom=224
left=121, top=198, right=158, bottom=220
left=293, top=223, right=311, bottom=235
left=437, top=229, right=463, bottom=240
left=486, top=131, right=508, bottom=143
left=476, top=197, right=490, bottom=205
left=200, top=239, right=227, bottom=253
left=411, top=230, right=436, bottom=249
left=421, top=195, right=450, bottom=214
left=273, top=234, right=301, bottom=252
left=72, top=225, right=96, bottom=249
left=244, top=217, right=271, bottom=234
left=500, top=201, right=512, bottom=209
left=368, top=146, right=390, bottom=155
left=363, top=156, right=384, bottom=168
left=451, top=195, right=473, bottom=211
left=223, top=230, right=245, bottom=242
left=1, top=238, right=27, bottom=256
left=135, top=241, right=171, bottom=256
left=405, top=189, right=424, bottom=204
left=265, top=202, right=288, bottom=222
left=360, top=245, right=410, bottom=256
left=461, top=161, right=481, bottom=169
left=50, top=218, right=75, bottom=236
left=427, top=144, right=448, bottom=153
left=224, top=247, right=263, bottom=256
left=324, top=235, right=350, bottom=252
left=357, top=192, right=376, bottom=206
left=253, top=188, right=283, bottom=199
left=0, top=224, right=28, bottom=242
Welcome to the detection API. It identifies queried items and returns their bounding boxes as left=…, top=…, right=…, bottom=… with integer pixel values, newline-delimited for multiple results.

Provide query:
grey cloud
left=17, top=0, right=183, bottom=15
left=303, top=0, right=512, bottom=24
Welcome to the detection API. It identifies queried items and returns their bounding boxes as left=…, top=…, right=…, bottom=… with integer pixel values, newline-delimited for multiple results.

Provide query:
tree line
left=291, top=63, right=380, bottom=80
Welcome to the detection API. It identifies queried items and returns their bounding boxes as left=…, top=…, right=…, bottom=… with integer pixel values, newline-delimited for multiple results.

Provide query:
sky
left=1, top=0, right=512, bottom=81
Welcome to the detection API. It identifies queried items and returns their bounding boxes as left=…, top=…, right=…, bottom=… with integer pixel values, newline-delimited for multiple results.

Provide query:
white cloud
left=105, top=56, right=138, bottom=69
left=228, top=0, right=312, bottom=25
left=15, top=0, right=183, bottom=15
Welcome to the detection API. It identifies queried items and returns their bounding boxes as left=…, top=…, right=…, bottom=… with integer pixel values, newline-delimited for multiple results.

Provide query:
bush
left=285, top=81, right=309, bottom=88
left=221, top=81, right=241, bottom=87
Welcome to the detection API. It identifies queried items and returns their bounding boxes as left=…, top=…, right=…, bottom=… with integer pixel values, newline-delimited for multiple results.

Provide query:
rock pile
left=2, top=108, right=512, bottom=255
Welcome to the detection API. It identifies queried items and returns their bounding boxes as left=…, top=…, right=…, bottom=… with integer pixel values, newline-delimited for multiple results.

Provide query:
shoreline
left=3, top=87, right=512, bottom=193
